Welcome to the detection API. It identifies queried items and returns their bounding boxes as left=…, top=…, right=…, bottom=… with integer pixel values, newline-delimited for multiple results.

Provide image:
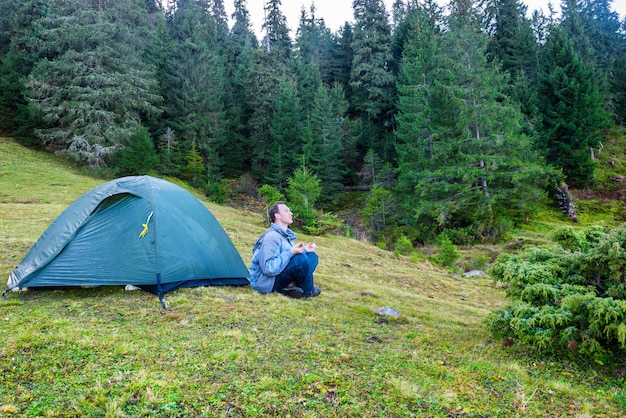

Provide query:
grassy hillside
left=1, top=137, right=625, bottom=417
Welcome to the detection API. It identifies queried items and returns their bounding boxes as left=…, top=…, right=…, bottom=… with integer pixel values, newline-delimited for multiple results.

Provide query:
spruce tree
left=209, top=0, right=229, bottom=44
left=220, top=0, right=258, bottom=177
left=167, top=0, right=227, bottom=183
left=486, top=0, right=541, bottom=134
left=310, top=84, right=348, bottom=204
left=286, top=163, right=322, bottom=228
left=327, top=23, right=353, bottom=94
left=350, top=0, right=395, bottom=121
left=350, top=0, right=396, bottom=167
left=294, top=58, right=322, bottom=120
left=295, top=4, right=335, bottom=88
left=266, top=76, right=302, bottom=189
left=537, top=25, right=609, bottom=186
left=262, top=0, right=292, bottom=60
left=574, top=0, right=624, bottom=123
left=107, top=127, right=159, bottom=176
left=247, top=52, right=287, bottom=178
left=25, top=0, right=161, bottom=166
left=487, top=0, right=538, bottom=78
left=0, top=0, right=46, bottom=136
left=395, top=0, right=555, bottom=241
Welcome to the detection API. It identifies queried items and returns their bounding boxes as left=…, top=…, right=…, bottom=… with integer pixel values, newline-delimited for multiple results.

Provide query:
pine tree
left=231, top=0, right=258, bottom=49
left=262, top=0, right=292, bottom=60
left=537, top=25, right=610, bottom=186
left=574, top=0, right=625, bottom=123
left=0, top=0, right=47, bottom=136
left=247, top=52, right=287, bottom=178
left=487, top=0, right=538, bottom=78
left=327, top=23, right=353, bottom=93
left=486, top=0, right=541, bottom=134
left=395, top=0, right=555, bottom=241
left=294, top=58, right=322, bottom=120
left=350, top=0, right=396, bottom=169
left=167, top=0, right=227, bottom=183
left=286, top=163, right=322, bottom=228
left=350, top=0, right=395, bottom=121
left=107, top=127, right=159, bottom=176
left=183, top=141, right=206, bottom=188
left=295, top=4, right=335, bottom=88
left=220, top=0, right=258, bottom=177
left=389, top=1, right=444, bottom=97
left=25, top=0, right=161, bottom=166
left=394, top=7, right=439, bottom=227
left=266, top=76, right=301, bottom=188
left=310, top=84, right=347, bottom=203
left=209, top=0, right=229, bottom=44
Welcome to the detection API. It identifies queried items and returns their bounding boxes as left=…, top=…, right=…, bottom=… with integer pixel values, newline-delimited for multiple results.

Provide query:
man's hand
left=290, top=241, right=317, bottom=254
left=290, top=242, right=305, bottom=255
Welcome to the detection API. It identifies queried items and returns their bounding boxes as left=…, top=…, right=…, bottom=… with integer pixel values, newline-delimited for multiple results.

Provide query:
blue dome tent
left=4, top=176, right=249, bottom=306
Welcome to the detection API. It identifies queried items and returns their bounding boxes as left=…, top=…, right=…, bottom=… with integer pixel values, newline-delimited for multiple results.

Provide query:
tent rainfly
left=4, top=176, right=250, bottom=306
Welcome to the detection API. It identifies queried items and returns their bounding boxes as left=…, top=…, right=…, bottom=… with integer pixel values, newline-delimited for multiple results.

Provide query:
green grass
left=1, top=136, right=625, bottom=417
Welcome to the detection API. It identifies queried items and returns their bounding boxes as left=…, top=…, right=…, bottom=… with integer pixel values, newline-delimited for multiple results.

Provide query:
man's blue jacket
left=249, top=223, right=299, bottom=293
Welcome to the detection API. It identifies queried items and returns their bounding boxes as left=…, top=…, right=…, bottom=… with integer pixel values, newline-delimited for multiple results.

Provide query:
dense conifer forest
left=1, top=0, right=624, bottom=244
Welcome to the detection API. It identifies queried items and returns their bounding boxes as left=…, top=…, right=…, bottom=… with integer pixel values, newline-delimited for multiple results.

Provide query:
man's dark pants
left=271, top=252, right=319, bottom=296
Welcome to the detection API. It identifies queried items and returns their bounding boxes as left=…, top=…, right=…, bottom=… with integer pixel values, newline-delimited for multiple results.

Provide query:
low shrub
left=487, top=224, right=626, bottom=360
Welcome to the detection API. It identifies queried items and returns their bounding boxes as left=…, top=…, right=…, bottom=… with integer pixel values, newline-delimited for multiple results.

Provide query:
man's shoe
left=279, top=286, right=304, bottom=299
left=304, top=286, right=321, bottom=298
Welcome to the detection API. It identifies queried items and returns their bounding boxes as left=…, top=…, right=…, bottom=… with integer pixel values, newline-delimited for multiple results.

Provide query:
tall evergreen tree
left=350, top=0, right=395, bottom=121
left=220, top=0, right=258, bottom=177
left=209, top=0, right=229, bottom=43
left=327, top=23, right=353, bottom=92
left=167, top=0, right=227, bottom=183
left=294, top=58, right=322, bottom=119
left=391, top=0, right=408, bottom=28
left=266, top=76, right=301, bottom=188
left=247, top=51, right=287, bottom=178
left=231, top=0, right=258, bottom=49
left=487, top=0, right=538, bottom=78
left=395, top=0, right=555, bottom=241
left=0, top=0, right=12, bottom=57
left=613, top=23, right=626, bottom=123
left=262, top=0, right=292, bottom=60
left=486, top=0, right=541, bottom=134
left=574, top=0, right=624, bottom=122
left=537, top=25, right=610, bottom=186
left=295, top=4, right=335, bottom=87
left=0, top=0, right=47, bottom=136
left=310, top=84, right=348, bottom=203
left=25, top=0, right=161, bottom=166
left=350, top=0, right=396, bottom=166
left=389, top=1, right=444, bottom=84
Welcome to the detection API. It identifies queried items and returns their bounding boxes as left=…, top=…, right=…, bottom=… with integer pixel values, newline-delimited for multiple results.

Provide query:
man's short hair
left=269, top=201, right=285, bottom=223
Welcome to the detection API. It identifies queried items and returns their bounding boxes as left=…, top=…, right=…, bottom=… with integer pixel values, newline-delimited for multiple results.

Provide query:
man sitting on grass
left=249, top=201, right=321, bottom=298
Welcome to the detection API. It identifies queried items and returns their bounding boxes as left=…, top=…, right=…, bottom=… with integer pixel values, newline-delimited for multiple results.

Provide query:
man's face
left=276, top=204, right=293, bottom=225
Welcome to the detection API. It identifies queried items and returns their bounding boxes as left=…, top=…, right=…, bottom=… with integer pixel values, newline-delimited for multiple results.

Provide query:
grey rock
left=374, top=306, right=400, bottom=317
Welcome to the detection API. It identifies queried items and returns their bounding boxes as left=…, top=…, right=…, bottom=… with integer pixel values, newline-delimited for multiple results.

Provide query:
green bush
left=303, top=212, right=344, bottom=236
left=393, top=235, right=413, bottom=256
left=286, top=165, right=321, bottom=230
left=486, top=224, right=626, bottom=360
left=258, top=184, right=284, bottom=207
left=431, top=233, right=459, bottom=267
left=107, top=127, right=158, bottom=176
left=549, top=226, right=586, bottom=251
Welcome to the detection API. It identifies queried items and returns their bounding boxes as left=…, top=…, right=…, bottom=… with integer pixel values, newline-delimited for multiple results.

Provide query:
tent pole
left=157, top=272, right=167, bottom=308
